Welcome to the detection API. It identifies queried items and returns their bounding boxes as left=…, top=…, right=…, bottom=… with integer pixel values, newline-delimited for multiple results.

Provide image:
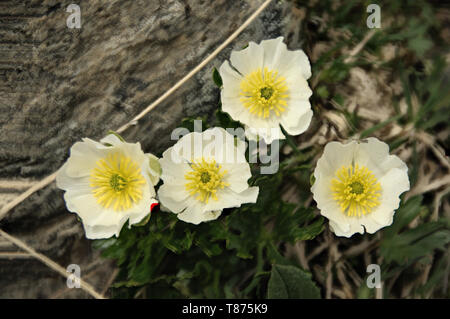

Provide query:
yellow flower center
left=331, top=164, right=382, bottom=217
left=184, top=158, right=229, bottom=203
left=240, top=67, right=289, bottom=118
left=90, top=152, right=145, bottom=211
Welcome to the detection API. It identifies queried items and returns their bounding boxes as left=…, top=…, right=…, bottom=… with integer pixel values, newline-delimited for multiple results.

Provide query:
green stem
left=242, top=241, right=265, bottom=296
left=280, top=125, right=301, bottom=155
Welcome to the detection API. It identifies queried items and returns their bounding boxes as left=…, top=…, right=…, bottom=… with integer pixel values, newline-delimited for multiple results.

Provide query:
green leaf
left=408, top=36, right=432, bottom=57
left=381, top=219, right=450, bottom=264
left=273, top=205, right=324, bottom=243
left=266, top=243, right=293, bottom=266
left=212, top=67, right=223, bottom=88
left=225, top=209, right=262, bottom=259
left=163, top=229, right=195, bottom=254
left=267, top=264, right=321, bottom=299
left=214, top=109, right=242, bottom=129
left=194, top=236, right=222, bottom=257
left=316, top=85, right=329, bottom=99
left=310, top=173, right=315, bottom=186
left=356, top=282, right=374, bottom=299
left=383, top=195, right=423, bottom=239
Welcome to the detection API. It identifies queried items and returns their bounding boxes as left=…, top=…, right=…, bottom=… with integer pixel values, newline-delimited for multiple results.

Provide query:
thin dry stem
left=0, top=229, right=105, bottom=299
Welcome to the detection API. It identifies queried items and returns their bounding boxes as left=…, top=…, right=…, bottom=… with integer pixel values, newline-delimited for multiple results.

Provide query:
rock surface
left=0, top=0, right=302, bottom=298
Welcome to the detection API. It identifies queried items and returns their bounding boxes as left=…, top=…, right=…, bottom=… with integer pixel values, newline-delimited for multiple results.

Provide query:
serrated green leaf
left=381, top=219, right=450, bottom=264
left=273, top=205, right=324, bottom=243
left=267, top=264, right=321, bottom=299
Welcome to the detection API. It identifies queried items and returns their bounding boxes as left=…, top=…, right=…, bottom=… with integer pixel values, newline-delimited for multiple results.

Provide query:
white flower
left=157, top=127, right=259, bottom=224
left=219, top=36, right=313, bottom=144
left=311, top=137, right=410, bottom=237
left=56, top=134, right=160, bottom=239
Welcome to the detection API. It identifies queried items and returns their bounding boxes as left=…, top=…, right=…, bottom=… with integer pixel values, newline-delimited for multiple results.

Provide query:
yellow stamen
left=240, top=67, right=289, bottom=118
left=184, top=158, right=229, bottom=203
left=331, top=164, right=382, bottom=217
left=90, top=152, right=145, bottom=211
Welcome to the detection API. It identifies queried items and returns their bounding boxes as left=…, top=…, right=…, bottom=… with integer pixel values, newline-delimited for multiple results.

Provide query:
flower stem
left=280, top=125, right=301, bottom=155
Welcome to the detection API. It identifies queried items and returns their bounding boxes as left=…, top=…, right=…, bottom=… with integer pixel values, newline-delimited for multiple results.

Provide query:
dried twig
left=408, top=175, right=450, bottom=198
left=0, top=229, right=105, bottom=299
left=416, top=132, right=450, bottom=171
left=0, top=171, right=59, bottom=221
left=306, top=241, right=328, bottom=262
left=293, top=242, right=310, bottom=270
left=102, top=267, right=120, bottom=296
left=0, top=252, right=33, bottom=259
left=344, top=29, right=377, bottom=64
left=432, top=186, right=450, bottom=221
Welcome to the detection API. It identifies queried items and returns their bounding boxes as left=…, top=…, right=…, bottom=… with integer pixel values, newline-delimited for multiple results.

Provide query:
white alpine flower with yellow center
left=219, top=36, right=313, bottom=143
left=157, top=127, right=259, bottom=224
left=311, top=138, right=410, bottom=237
left=56, top=134, right=160, bottom=239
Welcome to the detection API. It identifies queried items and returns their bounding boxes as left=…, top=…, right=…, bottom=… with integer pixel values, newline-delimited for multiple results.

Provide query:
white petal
left=354, top=216, right=377, bottom=234
left=371, top=167, right=410, bottom=226
left=314, top=191, right=352, bottom=235
left=331, top=218, right=364, bottom=237
left=230, top=41, right=264, bottom=75
left=201, top=127, right=231, bottom=162
left=219, top=60, right=242, bottom=98
left=146, top=153, right=161, bottom=186
left=173, top=131, right=206, bottom=162
left=329, top=220, right=358, bottom=238
left=269, top=45, right=312, bottom=80
left=355, top=137, right=408, bottom=178
left=159, top=151, right=191, bottom=185
left=64, top=140, right=107, bottom=178
left=260, top=37, right=286, bottom=70
left=213, top=128, right=247, bottom=164
left=129, top=198, right=158, bottom=225
left=201, top=210, right=223, bottom=222
left=222, top=162, right=252, bottom=193
left=205, top=186, right=259, bottom=211
left=56, top=163, right=90, bottom=194
left=116, top=140, right=147, bottom=165
left=157, top=183, right=190, bottom=213
left=311, top=165, right=354, bottom=236
left=84, top=222, right=125, bottom=240
left=177, top=199, right=208, bottom=225
left=260, top=37, right=312, bottom=80
left=279, top=100, right=313, bottom=136
left=285, top=71, right=313, bottom=100
left=221, top=96, right=246, bottom=123
left=123, top=175, right=156, bottom=223
left=100, top=133, right=123, bottom=146
left=244, top=124, right=284, bottom=144
left=365, top=210, right=394, bottom=234
left=314, top=140, right=358, bottom=178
